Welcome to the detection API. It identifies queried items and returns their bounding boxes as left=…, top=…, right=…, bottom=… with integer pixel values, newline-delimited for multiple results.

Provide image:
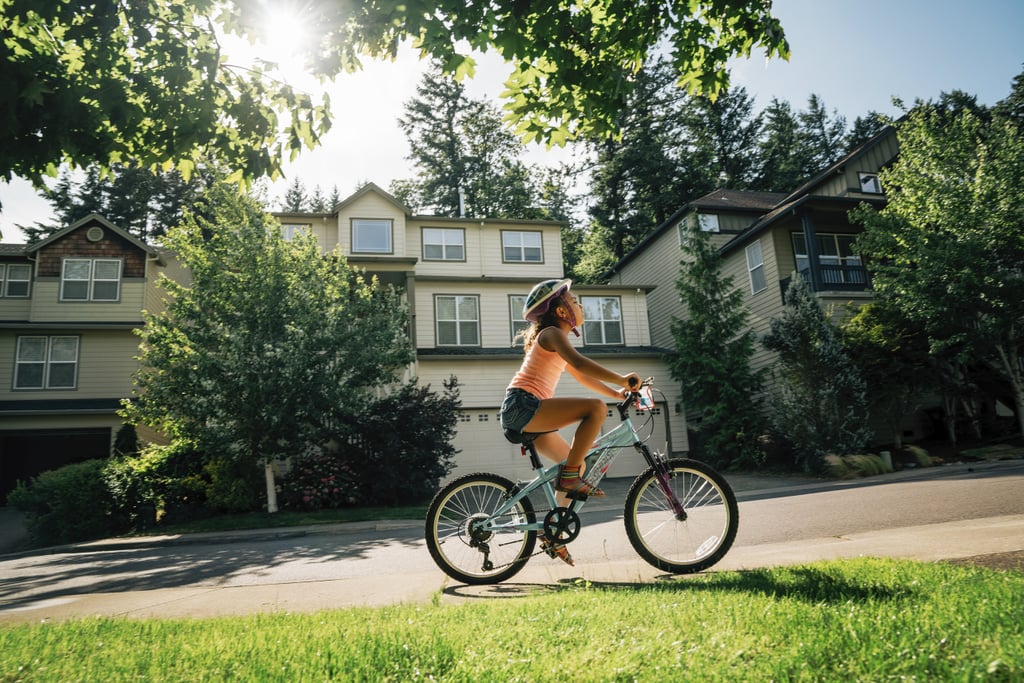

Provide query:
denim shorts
left=500, top=388, right=541, bottom=433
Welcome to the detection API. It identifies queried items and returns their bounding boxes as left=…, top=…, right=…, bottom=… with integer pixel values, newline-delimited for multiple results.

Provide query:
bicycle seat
left=503, top=428, right=555, bottom=445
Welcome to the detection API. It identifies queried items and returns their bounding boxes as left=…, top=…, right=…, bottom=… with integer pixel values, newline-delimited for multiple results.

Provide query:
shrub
left=345, top=377, right=460, bottom=506
left=8, top=459, right=130, bottom=547
left=824, top=453, right=894, bottom=479
left=279, top=450, right=361, bottom=511
left=202, top=457, right=263, bottom=513
left=906, top=444, right=932, bottom=467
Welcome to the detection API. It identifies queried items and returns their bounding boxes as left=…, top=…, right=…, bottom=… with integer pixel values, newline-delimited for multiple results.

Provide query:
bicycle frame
left=474, top=387, right=684, bottom=537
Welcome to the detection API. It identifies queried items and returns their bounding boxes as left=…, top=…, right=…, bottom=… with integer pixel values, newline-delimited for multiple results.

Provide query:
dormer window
left=61, top=258, right=121, bottom=301
left=352, top=218, right=393, bottom=254
left=697, top=213, right=720, bottom=232
left=858, top=172, right=882, bottom=194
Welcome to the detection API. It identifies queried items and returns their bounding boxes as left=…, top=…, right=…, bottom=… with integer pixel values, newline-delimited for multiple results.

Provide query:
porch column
left=800, top=212, right=822, bottom=292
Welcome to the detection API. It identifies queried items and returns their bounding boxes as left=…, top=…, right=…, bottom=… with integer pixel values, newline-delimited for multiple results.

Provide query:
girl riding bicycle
left=501, top=279, right=640, bottom=500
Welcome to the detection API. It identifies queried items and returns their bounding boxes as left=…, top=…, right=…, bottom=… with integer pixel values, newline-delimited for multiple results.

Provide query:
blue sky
left=1, top=0, right=1022, bottom=242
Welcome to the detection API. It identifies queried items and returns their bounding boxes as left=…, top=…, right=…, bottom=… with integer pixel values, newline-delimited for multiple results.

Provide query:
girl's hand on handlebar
left=623, top=373, right=641, bottom=391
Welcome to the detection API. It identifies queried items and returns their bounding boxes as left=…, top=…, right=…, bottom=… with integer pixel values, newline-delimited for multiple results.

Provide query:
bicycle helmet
left=522, top=278, right=573, bottom=323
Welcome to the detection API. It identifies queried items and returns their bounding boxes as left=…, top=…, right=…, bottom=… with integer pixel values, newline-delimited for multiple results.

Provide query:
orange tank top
left=507, top=340, right=566, bottom=400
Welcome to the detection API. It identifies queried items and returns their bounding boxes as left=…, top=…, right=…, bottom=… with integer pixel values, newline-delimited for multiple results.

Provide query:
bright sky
left=1, top=0, right=1021, bottom=243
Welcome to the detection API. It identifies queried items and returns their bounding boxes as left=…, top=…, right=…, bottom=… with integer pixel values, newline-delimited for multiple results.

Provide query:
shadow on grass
left=445, top=565, right=915, bottom=605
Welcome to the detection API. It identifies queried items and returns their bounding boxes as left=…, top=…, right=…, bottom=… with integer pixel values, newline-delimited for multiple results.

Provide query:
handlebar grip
left=628, top=376, right=640, bottom=389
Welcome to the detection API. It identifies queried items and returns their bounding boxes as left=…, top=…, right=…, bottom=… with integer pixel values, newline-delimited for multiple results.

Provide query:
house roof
left=0, top=243, right=27, bottom=256
left=335, top=182, right=411, bottom=215
left=25, top=214, right=164, bottom=263
left=603, top=188, right=785, bottom=278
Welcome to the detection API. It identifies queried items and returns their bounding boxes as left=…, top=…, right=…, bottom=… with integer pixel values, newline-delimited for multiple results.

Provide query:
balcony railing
left=780, top=264, right=872, bottom=297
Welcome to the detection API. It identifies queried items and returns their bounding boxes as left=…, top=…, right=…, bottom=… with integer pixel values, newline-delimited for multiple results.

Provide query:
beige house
left=0, top=185, right=686, bottom=500
left=274, top=183, right=687, bottom=481
left=603, top=126, right=926, bottom=444
left=0, top=215, right=182, bottom=501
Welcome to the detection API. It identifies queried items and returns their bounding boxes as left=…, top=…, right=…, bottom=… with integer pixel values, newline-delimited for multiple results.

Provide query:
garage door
left=0, top=429, right=112, bottom=504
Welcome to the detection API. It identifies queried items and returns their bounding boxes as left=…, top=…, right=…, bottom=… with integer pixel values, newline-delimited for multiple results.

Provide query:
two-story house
left=0, top=215, right=183, bottom=502
left=603, top=126, right=923, bottom=444
left=273, top=183, right=687, bottom=482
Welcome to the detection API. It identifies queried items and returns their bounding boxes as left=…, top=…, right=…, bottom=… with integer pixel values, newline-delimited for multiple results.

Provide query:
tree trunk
left=265, top=460, right=279, bottom=513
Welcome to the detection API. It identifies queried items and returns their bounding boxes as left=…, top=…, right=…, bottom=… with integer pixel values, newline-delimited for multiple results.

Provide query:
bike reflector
left=635, top=385, right=655, bottom=411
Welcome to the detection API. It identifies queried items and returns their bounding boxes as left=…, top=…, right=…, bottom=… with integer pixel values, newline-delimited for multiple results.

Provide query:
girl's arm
left=539, top=327, right=638, bottom=395
left=566, top=363, right=627, bottom=400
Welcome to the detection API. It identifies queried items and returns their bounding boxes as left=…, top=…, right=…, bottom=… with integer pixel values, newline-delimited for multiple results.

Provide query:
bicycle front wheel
left=624, top=458, right=738, bottom=574
left=425, top=473, right=536, bottom=585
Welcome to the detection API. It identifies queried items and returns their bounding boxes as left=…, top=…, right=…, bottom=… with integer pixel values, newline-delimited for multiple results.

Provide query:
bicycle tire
left=623, top=458, right=739, bottom=574
left=425, top=472, right=536, bottom=585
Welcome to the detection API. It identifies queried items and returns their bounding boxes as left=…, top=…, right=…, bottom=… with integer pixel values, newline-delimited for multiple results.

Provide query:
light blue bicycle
left=425, top=379, right=739, bottom=584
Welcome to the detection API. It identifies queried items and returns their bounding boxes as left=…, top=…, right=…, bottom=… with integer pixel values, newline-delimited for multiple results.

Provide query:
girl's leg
left=522, top=396, right=606, bottom=468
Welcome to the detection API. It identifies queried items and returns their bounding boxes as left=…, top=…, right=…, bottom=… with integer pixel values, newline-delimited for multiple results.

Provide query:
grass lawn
left=1, top=558, right=1020, bottom=681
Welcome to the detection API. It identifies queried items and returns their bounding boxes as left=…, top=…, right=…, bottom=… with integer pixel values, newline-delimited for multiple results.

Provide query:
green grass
left=135, top=505, right=428, bottom=536
left=1, top=558, right=1021, bottom=681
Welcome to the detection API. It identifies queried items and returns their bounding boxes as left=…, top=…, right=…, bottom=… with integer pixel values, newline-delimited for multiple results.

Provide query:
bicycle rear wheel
left=425, top=472, right=536, bottom=585
left=624, top=458, right=738, bottom=574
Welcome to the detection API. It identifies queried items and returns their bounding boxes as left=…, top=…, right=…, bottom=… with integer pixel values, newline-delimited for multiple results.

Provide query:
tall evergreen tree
left=845, top=111, right=890, bottom=153
left=281, top=178, right=309, bottom=212
left=752, top=98, right=808, bottom=192
left=667, top=221, right=765, bottom=469
left=796, top=94, right=848, bottom=175
left=20, top=163, right=209, bottom=243
left=684, top=86, right=763, bottom=189
left=762, top=275, right=871, bottom=471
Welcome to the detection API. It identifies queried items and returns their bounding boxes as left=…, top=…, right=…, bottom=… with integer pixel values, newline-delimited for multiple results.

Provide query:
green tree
left=796, top=94, right=847, bottom=175
left=841, top=301, right=933, bottom=452
left=393, top=64, right=538, bottom=218
left=684, top=86, right=763, bottom=189
left=1, top=0, right=330, bottom=192
left=762, top=275, right=871, bottom=471
left=281, top=178, right=309, bottom=212
left=2, top=0, right=787, bottom=201
left=845, top=111, right=890, bottom=153
left=852, top=102, right=1024, bottom=437
left=19, top=163, right=212, bottom=243
left=585, top=58, right=712, bottom=278
left=667, top=220, right=765, bottom=469
left=752, top=98, right=808, bottom=192
left=122, top=185, right=415, bottom=511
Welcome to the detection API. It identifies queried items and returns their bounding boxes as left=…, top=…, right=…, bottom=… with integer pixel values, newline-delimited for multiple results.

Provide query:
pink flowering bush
left=279, top=451, right=361, bottom=511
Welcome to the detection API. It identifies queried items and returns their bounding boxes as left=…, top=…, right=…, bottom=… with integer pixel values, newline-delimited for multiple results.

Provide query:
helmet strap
left=557, top=294, right=580, bottom=337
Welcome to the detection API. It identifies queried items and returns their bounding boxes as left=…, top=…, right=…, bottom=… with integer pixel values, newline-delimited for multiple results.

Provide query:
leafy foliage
left=1, top=0, right=330, bottom=189
left=122, top=184, right=415, bottom=508
left=8, top=459, right=128, bottom=546
left=344, top=377, right=461, bottom=506
left=667, top=221, right=765, bottom=469
left=762, top=275, right=871, bottom=471
left=851, top=96, right=1024, bottom=436
left=278, top=451, right=361, bottom=511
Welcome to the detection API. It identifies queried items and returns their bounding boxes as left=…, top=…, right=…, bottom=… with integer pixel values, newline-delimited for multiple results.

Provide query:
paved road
left=0, top=460, right=1021, bottom=624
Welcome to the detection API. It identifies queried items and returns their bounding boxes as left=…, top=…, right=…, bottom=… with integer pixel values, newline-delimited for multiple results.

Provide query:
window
left=502, top=231, right=543, bottom=263
left=15, top=336, right=79, bottom=389
left=282, top=223, right=310, bottom=241
left=582, top=296, right=623, bottom=345
left=1, top=263, right=31, bottom=297
left=858, top=172, right=882, bottom=194
left=352, top=219, right=392, bottom=253
left=61, top=258, right=121, bottom=301
left=698, top=213, right=720, bottom=232
left=792, top=233, right=865, bottom=285
left=423, top=228, right=465, bottom=261
left=435, top=295, right=480, bottom=346
left=509, top=295, right=529, bottom=343
left=745, top=241, right=767, bottom=294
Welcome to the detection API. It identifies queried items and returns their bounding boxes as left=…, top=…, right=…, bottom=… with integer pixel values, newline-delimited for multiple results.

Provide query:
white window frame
left=14, top=335, right=79, bottom=389
left=435, top=295, right=480, bottom=347
left=745, top=241, right=767, bottom=294
left=351, top=218, right=393, bottom=254
left=581, top=296, right=624, bottom=346
left=501, top=230, right=543, bottom=263
left=422, top=228, right=465, bottom=261
left=61, top=258, right=122, bottom=302
left=858, top=172, right=883, bottom=194
left=1, top=263, right=31, bottom=297
left=282, top=223, right=311, bottom=241
left=509, top=294, right=529, bottom=344
left=698, top=213, right=720, bottom=232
